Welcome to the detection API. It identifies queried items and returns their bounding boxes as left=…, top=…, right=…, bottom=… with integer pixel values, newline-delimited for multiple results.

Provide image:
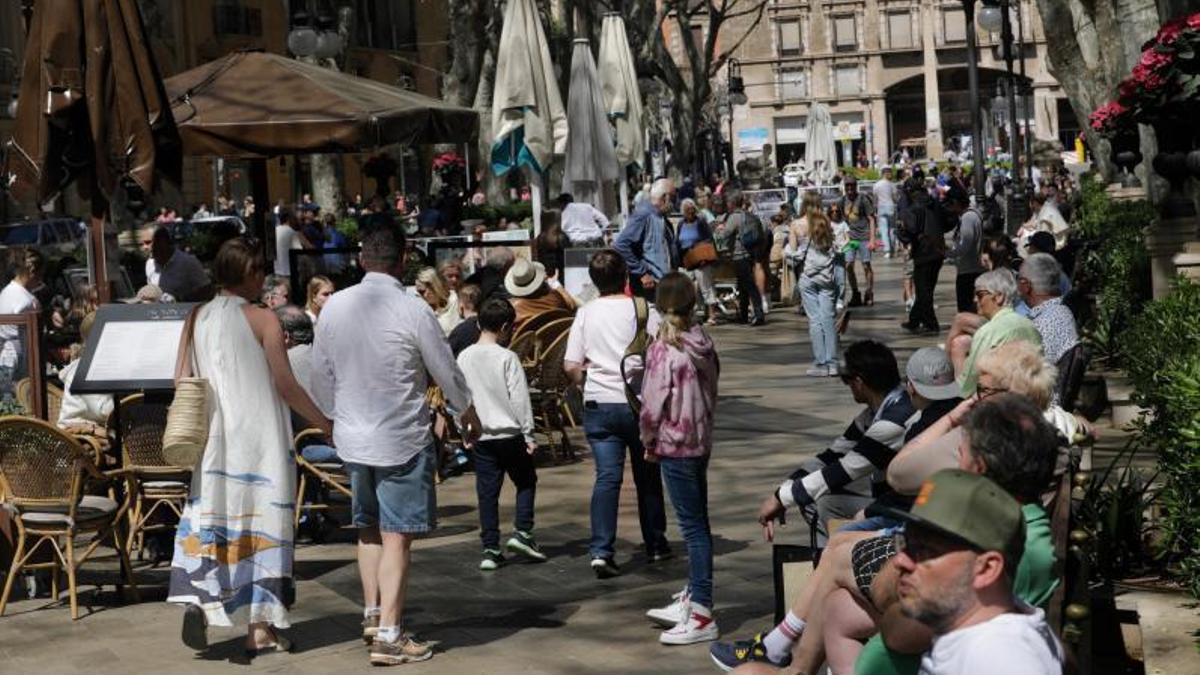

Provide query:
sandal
left=181, top=604, right=208, bottom=651
left=245, top=631, right=293, bottom=659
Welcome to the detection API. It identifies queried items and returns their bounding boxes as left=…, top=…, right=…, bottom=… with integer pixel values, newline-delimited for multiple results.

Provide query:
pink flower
left=1157, top=18, right=1186, bottom=44
left=1187, top=13, right=1200, bottom=30
left=1139, top=48, right=1174, bottom=73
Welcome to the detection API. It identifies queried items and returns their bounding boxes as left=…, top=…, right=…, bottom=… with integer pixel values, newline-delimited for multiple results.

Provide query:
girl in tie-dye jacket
left=639, top=272, right=721, bottom=644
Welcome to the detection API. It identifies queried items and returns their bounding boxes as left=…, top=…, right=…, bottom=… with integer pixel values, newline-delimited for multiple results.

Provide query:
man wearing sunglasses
left=876, top=468, right=1063, bottom=674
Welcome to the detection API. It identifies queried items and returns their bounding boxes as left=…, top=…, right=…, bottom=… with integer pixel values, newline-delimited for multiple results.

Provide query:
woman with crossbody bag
left=677, top=199, right=720, bottom=325
left=797, top=212, right=840, bottom=377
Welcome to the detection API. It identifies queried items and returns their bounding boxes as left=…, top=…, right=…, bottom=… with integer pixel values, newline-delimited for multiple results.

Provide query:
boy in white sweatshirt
left=456, top=298, right=546, bottom=570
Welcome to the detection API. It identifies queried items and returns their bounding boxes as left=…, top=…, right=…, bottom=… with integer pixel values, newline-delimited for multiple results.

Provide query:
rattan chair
left=530, top=332, right=575, bottom=461
left=293, top=428, right=351, bottom=538
left=0, top=416, right=138, bottom=619
left=512, top=308, right=573, bottom=342
left=14, top=378, right=33, bottom=415
left=111, top=394, right=190, bottom=560
left=46, top=384, right=64, bottom=426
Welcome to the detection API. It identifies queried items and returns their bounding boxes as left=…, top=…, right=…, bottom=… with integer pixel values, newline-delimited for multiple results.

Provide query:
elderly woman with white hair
left=950, top=268, right=1042, bottom=396
left=676, top=197, right=720, bottom=324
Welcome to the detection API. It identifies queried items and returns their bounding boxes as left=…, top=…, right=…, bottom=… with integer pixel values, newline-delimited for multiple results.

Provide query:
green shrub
left=1074, top=175, right=1154, bottom=366
left=1121, top=277, right=1200, bottom=597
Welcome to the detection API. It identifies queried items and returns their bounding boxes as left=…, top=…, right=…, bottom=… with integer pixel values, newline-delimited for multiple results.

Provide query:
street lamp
left=982, top=0, right=1027, bottom=232
left=726, top=59, right=747, bottom=178
left=959, top=1, right=987, bottom=207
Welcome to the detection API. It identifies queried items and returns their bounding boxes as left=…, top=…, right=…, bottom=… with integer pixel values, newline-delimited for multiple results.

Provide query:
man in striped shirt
left=758, top=340, right=914, bottom=546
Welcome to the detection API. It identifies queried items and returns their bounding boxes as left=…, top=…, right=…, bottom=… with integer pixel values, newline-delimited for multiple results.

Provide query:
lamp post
left=1015, top=1, right=1034, bottom=191
left=728, top=58, right=747, bottom=179
left=960, top=1, right=987, bottom=207
left=979, top=0, right=1026, bottom=232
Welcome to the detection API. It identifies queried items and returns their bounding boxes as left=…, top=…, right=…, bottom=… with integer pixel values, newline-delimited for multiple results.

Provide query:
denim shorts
left=844, top=240, right=872, bottom=264
left=346, top=446, right=437, bottom=534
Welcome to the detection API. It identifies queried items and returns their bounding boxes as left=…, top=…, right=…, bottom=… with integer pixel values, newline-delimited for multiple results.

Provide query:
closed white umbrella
left=563, top=38, right=619, bottom=213
left=598, top=13, right=643, bottom=220
left=805, top=103, right=838, bottom=186
left=491, top=0, right=568, bottom=234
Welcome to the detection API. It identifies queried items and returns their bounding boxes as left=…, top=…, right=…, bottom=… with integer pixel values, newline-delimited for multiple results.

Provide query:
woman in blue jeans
left=564, top=250, right=669, bottom=580
left=797, top=212, right=839, bottom=377
left=639, top=273, right=721, bottom=645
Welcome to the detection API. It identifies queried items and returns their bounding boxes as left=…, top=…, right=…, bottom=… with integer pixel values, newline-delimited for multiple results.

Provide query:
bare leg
left=358, top=526, right=383, bottom=612
left=822, top=588, right=878, bottom=674
left=378, top=532, right=414, bottom=631
left=846, top=262, right=860, bottom=296
left=863, top=263, right=874, bottom=297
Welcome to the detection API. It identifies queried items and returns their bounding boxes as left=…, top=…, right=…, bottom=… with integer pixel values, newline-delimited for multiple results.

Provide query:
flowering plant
left=1091, top=12, right=1200, bottom=136
left=432, top=152, right=466, bottom=191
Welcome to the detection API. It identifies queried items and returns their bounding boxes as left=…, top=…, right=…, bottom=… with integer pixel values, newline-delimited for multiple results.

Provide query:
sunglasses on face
left=975, top=384, right=1009, bottom=400
left=893, top=529, right=978, bottom=563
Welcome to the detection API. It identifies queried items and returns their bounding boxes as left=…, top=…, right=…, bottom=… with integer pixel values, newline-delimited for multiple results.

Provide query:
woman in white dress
left=168, top=239, right=332, bottom=656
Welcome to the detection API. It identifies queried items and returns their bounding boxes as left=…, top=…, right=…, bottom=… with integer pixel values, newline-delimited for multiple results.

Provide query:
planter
left=1149, top=120, right=1197, bottom=219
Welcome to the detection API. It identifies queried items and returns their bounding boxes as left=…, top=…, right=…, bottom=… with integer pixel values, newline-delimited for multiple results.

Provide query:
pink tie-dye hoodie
left=639, top=325, right=720, bottom=458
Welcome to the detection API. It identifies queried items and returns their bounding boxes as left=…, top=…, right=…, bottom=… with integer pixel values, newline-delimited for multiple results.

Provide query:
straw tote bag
left=162, top=304, right=210, bottom=467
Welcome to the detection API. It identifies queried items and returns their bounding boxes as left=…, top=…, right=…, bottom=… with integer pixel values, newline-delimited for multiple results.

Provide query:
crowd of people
left=7, top=146, right=1087, bottom=673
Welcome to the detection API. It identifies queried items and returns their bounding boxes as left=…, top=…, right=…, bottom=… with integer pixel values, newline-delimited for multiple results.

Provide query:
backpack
left=739, top=212, right=762, bottom=251
left=620, top=295, right=651, bottom=414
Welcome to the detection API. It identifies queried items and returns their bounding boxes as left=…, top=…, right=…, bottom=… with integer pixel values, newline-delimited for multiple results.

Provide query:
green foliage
left=1074, top=175, right=1154, bottom=366
left=336, top=217, right=359, bottom=244
left=461, top=202, right=534, bottom=226
left=840, top=167, right=881, bottom=181
left=1078, top=442, right=1161, bottom=582
left=1122, top=277, right=1200, bottom=597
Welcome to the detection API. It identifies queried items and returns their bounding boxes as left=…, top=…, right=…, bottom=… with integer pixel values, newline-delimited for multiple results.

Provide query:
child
left=456, top=298, right=546, bottom=570
left=828, top=203, right=851, bottom=314
left=639, top=272, right=721, bottom=645
left=448, top=283, right=482, bottom=356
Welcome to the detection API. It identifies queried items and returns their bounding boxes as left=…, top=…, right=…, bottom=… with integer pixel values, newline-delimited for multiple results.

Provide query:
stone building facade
left=717, top=0, right=1076, bottom=168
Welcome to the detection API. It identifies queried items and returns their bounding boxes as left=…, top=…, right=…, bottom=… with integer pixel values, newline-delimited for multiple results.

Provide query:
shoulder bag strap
left=174, top=303, right=203, bottom=382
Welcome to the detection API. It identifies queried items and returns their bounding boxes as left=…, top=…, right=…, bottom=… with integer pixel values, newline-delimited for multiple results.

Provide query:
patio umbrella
left=562, top=39, right=619, bottom=214
left=164, top=50, right=479, bottom=157
left=3, top=0, right=181, bottom=303
left=491, top=0, right=567, bottom=234
left=5, top=0, right=180, bottom=204
left=804, top=103, right=838, bottom=186
left=598, top=14, right=644, bottom=219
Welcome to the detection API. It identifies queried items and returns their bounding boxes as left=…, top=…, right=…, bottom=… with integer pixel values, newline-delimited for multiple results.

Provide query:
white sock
left=763, top=611, right=806, bottom=662
left=364, top=606, right=381, bottom=618
left=377, top=625, right=401, bottom=644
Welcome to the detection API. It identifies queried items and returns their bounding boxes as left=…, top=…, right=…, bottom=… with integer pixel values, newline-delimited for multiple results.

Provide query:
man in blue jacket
left=614, top=178, right=677, bottom=299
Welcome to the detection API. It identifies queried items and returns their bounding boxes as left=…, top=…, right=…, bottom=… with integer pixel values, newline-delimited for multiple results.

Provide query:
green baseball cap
left=878, top=469, right=1024, bottom=555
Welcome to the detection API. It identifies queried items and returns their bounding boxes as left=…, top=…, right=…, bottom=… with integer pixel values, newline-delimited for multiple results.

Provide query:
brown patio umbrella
left=2, top=0, right=180, bottom=304
left=4, top=0, right=180, bottom=205
left=164, top=50, right=479, bottom=158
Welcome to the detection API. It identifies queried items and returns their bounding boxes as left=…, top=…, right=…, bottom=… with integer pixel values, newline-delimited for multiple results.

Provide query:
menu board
left=71, top=302, right=197, bottom=393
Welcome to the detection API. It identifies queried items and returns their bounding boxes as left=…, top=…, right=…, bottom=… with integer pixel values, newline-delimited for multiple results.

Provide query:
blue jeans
left=799, top=277, right=838, bottom=368
left=837, top=515, right=903, bottom=534
left=877, top=209, right=895, bottom=255
left=474, top=436, right=537, bottom=550
left=660, top=456, right=713, bottom=609
left=301, top=444, right=340, bottom=463
left=584, top=403, right=668, bottom=559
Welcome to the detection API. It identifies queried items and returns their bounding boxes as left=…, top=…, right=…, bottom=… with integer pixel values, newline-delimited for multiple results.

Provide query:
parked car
left=0, top=218, right=88, bottom=254
left=166, top=215, right=247, bottom=262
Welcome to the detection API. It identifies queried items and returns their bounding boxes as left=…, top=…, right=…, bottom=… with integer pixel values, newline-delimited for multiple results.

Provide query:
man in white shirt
left=557, top=193, right=610, bottom=244
left=563, top=249, right=669, bottom=579
left=274, top=209, right=310, bottom=278
left=885, top=470, right=1064, bottom=675
left=312, top=221, right=481, bottom=667
left=144, top=228, right=210, bottom=301
left=0, top=249, right=43, bottom=396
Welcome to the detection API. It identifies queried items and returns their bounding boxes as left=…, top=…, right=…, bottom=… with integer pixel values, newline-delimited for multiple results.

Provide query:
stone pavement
left=1, top=259, right=948, bottom=674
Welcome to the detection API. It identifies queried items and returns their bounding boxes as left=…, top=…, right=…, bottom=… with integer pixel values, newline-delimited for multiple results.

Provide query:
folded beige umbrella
left=490, top=0, right=567, bottom=234
left=563, top=39, right=619, bottom=212
left=598, top=14, right=644, bottom=218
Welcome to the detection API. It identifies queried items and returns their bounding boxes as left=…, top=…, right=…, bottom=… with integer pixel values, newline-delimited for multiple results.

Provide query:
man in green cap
left=883, top=468, right=1063, bottom=674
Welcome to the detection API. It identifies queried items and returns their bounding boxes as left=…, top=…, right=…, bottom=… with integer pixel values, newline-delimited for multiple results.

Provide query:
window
left=943, top=8, right=967, bottom=43
left=354, top=0, right=417, bottom=50
left=888, top=11, right=913, bottom=49
left=778, top=19, right=802, bottom=58
left=213, top=0, right=262, bottom=36
left=835, top=65, right=860, bottom=96
left=690, top=24, right=705, bottom=49
left=780, top=68, right=807, bottom=100
left=834, top=16, right=857, bottom=52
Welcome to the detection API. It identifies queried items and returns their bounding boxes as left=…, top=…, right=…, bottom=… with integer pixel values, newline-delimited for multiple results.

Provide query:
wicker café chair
left=512, top=308, right=572, bottom=343
left=46, top=383, right=64, bottom=427
left=0, top=416, right=138, bottom=620
left=14, top=378, right=34, bottom=415
left=111, top=394, right=190, bottom=560
left=293, top=428, right=351, bottom=539
left=530, top=331, right=575, bottom=461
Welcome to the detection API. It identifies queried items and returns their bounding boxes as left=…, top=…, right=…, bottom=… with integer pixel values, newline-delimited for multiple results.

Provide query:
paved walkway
left=2, top=259, right=947, bottom=674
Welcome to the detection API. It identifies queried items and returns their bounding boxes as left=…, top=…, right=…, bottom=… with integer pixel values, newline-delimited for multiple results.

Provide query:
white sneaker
left=762, top=299, right=771, bottom=315
left=660, top=603, right=719, bottom=645
left=646, top=587, right=689, bottom=627
left=805, top=366, right=827, bottom=377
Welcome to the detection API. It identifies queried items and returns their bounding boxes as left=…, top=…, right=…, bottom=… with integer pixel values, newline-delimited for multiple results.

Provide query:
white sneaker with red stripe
left=645, top=587, right=689, bottom=627
left=659, top=602, right=719, bottom=645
